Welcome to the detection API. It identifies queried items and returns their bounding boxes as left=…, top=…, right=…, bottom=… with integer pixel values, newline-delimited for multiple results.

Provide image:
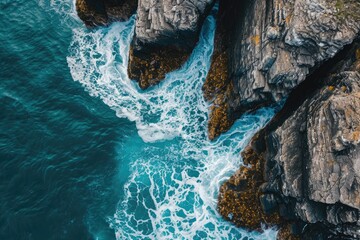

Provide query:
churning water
left=1, top=0, right=277, bottom=239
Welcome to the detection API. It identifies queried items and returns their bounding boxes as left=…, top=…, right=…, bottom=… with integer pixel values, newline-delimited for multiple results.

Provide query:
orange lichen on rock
left=355, top=49, right=360, bottom=72
left=352, top=131, right=360, bottom=141
left=128, top=46, right=190, bottom=89
left=218, top=146, right=282, bottom=229
left=251, top=35, right=261, bottom=46
left=285, top=14, right=292, bottom=24
left=328, top=85, right=335, bottom=91
left=341, top=85, right=347, bottom=92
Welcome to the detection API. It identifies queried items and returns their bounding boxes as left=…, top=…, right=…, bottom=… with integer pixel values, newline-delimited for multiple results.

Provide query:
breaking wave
left=62, top=3, right=277, bottom=240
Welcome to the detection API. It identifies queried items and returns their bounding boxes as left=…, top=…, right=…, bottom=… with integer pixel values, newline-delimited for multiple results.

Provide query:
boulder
left=128, top=0, right=215, bottom=89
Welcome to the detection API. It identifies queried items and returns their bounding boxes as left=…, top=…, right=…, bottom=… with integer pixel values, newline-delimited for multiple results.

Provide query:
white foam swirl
left=61, top=3, right=278, bottom=239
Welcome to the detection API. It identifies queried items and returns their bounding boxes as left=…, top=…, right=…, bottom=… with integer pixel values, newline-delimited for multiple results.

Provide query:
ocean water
left=1, top=0, right=277, bottom=239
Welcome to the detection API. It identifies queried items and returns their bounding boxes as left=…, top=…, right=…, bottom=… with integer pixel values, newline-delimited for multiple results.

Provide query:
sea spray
left=66, top=4, right=277, bottom=240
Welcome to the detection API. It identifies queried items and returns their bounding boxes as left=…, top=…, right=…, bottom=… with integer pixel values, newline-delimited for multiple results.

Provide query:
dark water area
left=0, top=1, right=134, bottom=239
left=0, top=1, right=278, bottom=239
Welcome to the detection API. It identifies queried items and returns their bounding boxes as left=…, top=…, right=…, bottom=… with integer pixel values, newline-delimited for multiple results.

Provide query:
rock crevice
left=219, top=38, right=360, bottom=239
left=207, top=0, right=360, bottom=139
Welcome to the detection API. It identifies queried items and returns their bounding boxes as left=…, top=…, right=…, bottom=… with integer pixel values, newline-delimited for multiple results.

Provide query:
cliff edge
left=75, top=1, right=360, bottom=238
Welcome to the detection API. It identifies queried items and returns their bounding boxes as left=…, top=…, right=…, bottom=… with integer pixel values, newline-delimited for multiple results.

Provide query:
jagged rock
left=76, top=0, right=215, bottom=88
left=202, top=1, right=234, bottom=140
left=128, top=0, right=215, bottom=89
left=218, top=40, right=360, bottom=238
left=207, top=0, right=360, bottom=139
left=75, top=0, right=137, bottom=27
left=133, top=0, right=214, bottom=51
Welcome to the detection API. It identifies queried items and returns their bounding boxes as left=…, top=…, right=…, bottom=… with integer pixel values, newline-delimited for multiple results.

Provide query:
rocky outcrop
left=202, top=1, right=234, bottom=140
left=128, top=0, right=215, bottom=89
left=76, top=0, right=137, bottom=27
left=207, top=0, right=360, bottom=139
left=74, top=0, right=360, bottom=237
left=218, top=39, right=360, bottom=239
left=76, top=0, right=215, bottom=89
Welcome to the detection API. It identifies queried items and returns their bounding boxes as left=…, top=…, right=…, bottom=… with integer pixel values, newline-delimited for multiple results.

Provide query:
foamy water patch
left=65, top=6, right=278, bottom=240
left=39, top=0, right=79, bottom=27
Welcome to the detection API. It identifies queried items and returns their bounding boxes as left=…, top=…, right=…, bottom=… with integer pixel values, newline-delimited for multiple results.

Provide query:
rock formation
left=74, top=0, right=360, bottom=238
left=76, top=0, right=137, bottom=27
left=218, top=39, right=360, bottom=239
left=128, top=0, right=215, bottom=89
left=76, top=0, right=215, bottom=89
left=206, top=0, right=360, bottom=139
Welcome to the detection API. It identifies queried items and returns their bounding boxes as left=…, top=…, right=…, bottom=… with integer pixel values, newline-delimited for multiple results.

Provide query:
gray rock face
left=219, top=33, right=360, bottom=237
left=263, top=61, right=360, bottom=237
left=268, top=71, right=360, bottom=210
left=133, top=0, right=214, bottom=51
left=307, top=73, right=360, bottom=210
left=225, top=0, right=360, bottom=116
left=215, top=1, right=360, bottom=235
left=128, top=0, right=215, bottom=89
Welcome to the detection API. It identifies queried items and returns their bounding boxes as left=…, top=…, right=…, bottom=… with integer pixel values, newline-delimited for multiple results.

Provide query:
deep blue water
left=1, top=1, right=277, bottom=239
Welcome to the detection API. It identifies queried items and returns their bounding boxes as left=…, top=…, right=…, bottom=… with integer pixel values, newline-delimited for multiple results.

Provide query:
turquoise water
left=1, top=0, right=277, bottom=239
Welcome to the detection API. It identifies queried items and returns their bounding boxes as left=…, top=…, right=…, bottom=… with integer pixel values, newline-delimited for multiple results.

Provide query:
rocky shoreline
left=76, top=0, right=360, bottom=238
left=219, top=39, right=360, bottom=239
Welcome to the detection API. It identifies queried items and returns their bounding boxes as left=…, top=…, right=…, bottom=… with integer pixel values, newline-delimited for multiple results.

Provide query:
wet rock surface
left=74, top=0, right=360, bottom=238
left=128, top=45, right=190, bottom=89
left=76, top=0, right=215, bottom=89
left=219, top=40, right=360, bottom=239
left=128, top=0, right=215, bottom=89
left=208, top=0, right=360, bottom=139
left=76, top=0, right=137, bottom=27
left=202, top=1, right=234, bottom=140
left=133, top=0, right=214, bottom=51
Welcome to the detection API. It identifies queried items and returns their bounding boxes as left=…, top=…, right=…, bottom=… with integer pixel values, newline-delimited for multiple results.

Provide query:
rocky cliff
left=76, top=0, right=215, bottom=89
left=206, top=0, right=360, bottom=140
left=75, top=0, right=360, bottom=238
left=214, top=1, right=360, bottom=238
left=218, top=39, right=360, bottom=239
left=128, top=0, right=215, bottom=89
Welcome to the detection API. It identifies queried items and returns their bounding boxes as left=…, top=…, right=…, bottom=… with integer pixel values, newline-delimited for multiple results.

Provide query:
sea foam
left=65, top=4, right=278, bottom=240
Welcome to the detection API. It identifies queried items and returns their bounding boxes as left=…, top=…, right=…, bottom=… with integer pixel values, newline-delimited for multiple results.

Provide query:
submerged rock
left=218, top=39, right=360, bottom=239
left=75, top=0, right=137, bottom=27
left=207, top=0, right=360, bottom=139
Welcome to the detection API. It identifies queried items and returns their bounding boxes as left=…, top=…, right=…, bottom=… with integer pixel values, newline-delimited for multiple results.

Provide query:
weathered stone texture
left=208, top=0, right=360, bottom=139
left=219, top=41, right=360, bottom=238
